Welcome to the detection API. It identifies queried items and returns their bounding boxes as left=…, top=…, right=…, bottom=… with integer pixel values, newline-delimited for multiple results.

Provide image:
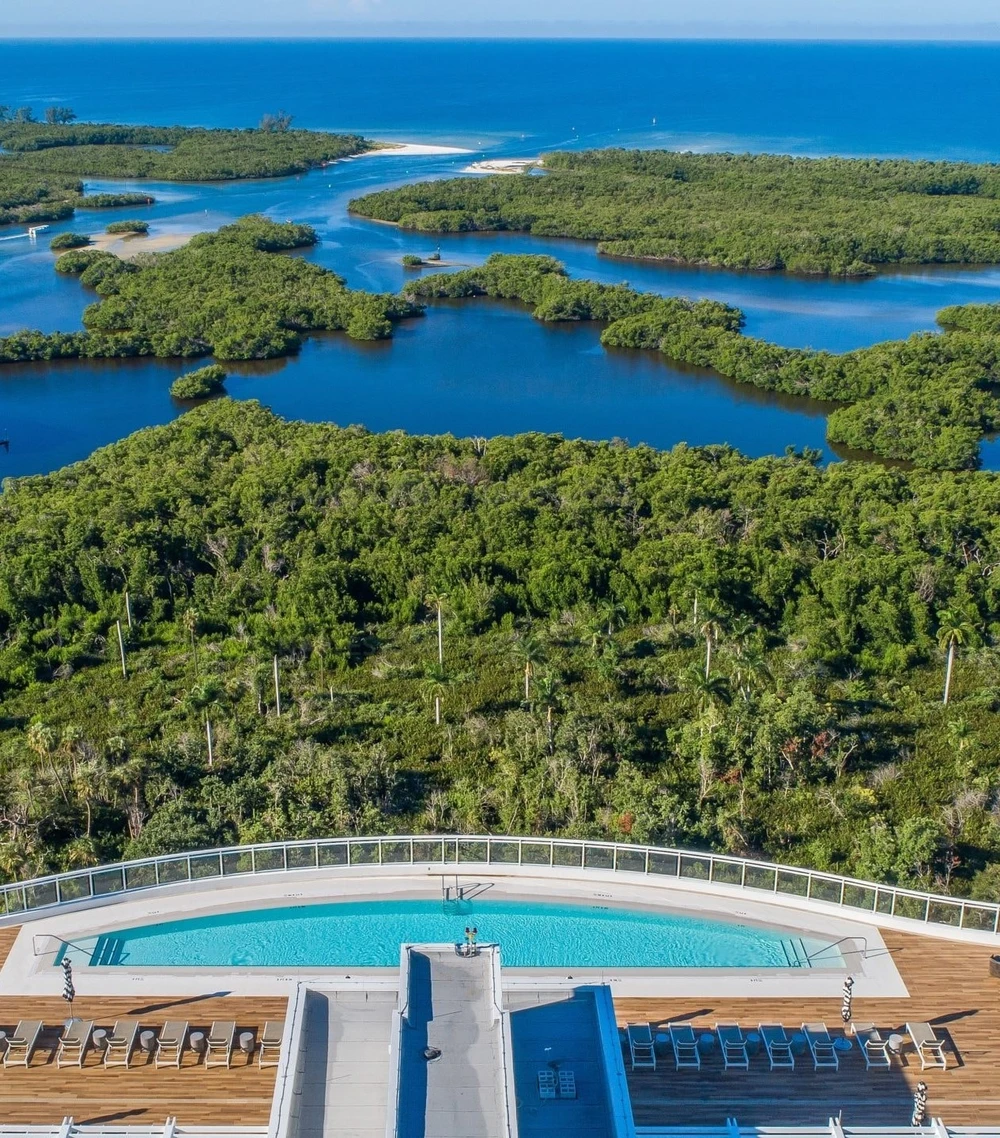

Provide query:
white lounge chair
left=56, top=1018, right=94, bottom=1068
left=759, top=1023, right=794, bottom=1070
left=669, top=1022, right=701, bottom=1070
left=258, top=1019, right=283, bottom=1068
left=205, top=1020, right=236, bottom=1068
left=802, top=1022, right=839, bottom=1071
left=907, top=1022, right=947, bottom=1070
left=852, top=1022, right=891, bottom=1070
left=3, top=1020, right=43, bottom=1068
left=627, top=1022, right=656, bottom=1070
left=715, top=1023, right=749, bottom=1070
left=155, top=1020, right=188, bottom=1068
left=104, top=1018, right=140, bottom=1068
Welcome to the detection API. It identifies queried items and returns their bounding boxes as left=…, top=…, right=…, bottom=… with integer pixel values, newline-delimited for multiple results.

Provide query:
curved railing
left=1, top=834, right=997, bottom=936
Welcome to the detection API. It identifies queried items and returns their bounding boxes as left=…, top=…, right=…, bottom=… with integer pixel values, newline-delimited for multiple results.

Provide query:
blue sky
left=3, top=0, right=1000, bottom=37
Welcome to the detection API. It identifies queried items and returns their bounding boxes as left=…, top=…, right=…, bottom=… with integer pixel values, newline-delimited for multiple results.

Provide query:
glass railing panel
left=583, top=845, right=614, bottom=870
left=875, top=888, right=895, bottom=914
left=927, top=900, right=962, bottom=927
left=57, top=875, right=92, bottom=902
left=381, top=841, right=413, bottom=864
left=2, top=887, right=25, bottom=913
left=553, top=843, right=584, bottom=868
left=190, top=854, right=222, bottom=880
left=744, top=865, right=776, bottom=891
left=158, top=858, right=190, bottom=884
left=522, top=842, right=553, bottom=866
left=254, top=847, right=286, bottom=872
left=222, top=851, right=255, bottom=875
left=488, top=841, right=521, bottom=864
left=287, top=844, right=318, bottom=870
left=125, top=864, right=157, bottom=891
left=842, top=883, right=876, bottom=911
left=711, top=859, right=743, bottom=886
left=349, top=842, right=379, bottom=865
left=24, top=881, right=58, bottom=908
left=961, top=904, right=998, bottom=932
left=411, top=840, right=444, bottom=864
left=648, top=851, right=679, bottom=876
left=680, top=855, right=711, bottom=880
left=92, top=868, right=126, bottom=895
left=808, top=876, right=842, bottom=904
left=775, top=869, right=810, bottom=896
left=458, top=840, right=488, bottom=863
left=616, top=849, right=647, bottom=874
left=893, top=893, right=929, bottom=921
left=317, top=842, right=348, bottom=867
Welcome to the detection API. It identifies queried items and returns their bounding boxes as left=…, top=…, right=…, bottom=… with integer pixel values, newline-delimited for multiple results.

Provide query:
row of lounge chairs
left=3, top=1017, right=283, bottom=1070
left=625, top=1020, right=949, bottom=1073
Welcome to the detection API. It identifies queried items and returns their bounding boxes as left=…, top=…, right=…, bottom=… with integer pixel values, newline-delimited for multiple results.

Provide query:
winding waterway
left=2, top=39, right=1000, bottom=476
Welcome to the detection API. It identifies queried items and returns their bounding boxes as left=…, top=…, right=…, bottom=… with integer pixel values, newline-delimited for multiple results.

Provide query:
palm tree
left=534, top=670, right=562, bottom=746
left=936, top=608, right=977, bottom=705
left=425, top=592, right=448, bottom=666
left=698, top=606, right=726, bottom=678
left=732, top=643, right=772, bottom=702
left=679, top=662, right=731, bottom=713
left=512, top=633, right=546, bottom=703
left=421, top=663, right=449, bottom=726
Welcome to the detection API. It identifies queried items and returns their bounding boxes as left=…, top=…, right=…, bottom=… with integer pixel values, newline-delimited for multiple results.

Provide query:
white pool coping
left=0, top=864, right=908, bottom=999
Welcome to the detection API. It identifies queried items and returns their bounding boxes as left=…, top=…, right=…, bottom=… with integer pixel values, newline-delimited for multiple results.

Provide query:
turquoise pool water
left=80, top=899, right=839, bottom=969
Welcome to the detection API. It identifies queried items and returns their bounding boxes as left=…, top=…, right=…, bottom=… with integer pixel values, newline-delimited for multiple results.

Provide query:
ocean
left=1, top=38, right=1000, bottom=476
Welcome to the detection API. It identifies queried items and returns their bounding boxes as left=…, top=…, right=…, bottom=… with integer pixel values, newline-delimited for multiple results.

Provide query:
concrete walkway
left=397, top=947, right=508, bottom=1138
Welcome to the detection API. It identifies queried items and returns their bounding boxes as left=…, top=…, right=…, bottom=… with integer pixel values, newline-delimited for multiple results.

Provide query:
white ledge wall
left=0, top=862, right=914, bottom=999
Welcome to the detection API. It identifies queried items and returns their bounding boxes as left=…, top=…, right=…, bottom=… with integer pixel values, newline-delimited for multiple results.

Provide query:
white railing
left=0, top=835, right=996, bottom=937
left=0, top=1125, right=265, bottom=1138
left=637, top=1125, right=999, bottom=1138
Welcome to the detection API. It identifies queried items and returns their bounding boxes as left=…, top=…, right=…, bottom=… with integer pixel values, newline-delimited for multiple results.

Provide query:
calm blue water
left=2, top=40, right=1000, bottom=475
left=80, top=899, right=833, bottom=969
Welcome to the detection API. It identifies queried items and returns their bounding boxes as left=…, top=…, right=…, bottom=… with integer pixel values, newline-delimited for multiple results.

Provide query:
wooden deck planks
left=0, top=926, right=22, bottom=970
left=0, top=994, right=287, bottom=1126
left=616, top=928, right=1000, bottom=1127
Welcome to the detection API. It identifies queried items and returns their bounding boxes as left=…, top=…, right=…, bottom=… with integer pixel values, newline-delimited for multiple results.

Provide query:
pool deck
left=619, top=928, right=1000, bottom=1127
left=0, top=925, right=996, bottom=1128
left=0, top=989, right=285, bottom=1125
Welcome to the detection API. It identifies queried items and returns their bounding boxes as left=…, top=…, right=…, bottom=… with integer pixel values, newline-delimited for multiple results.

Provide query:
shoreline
left=356, top=141, right=474, bottom=158
left=62, top=230, right=199, bottom=258
left=462, top=157, right=542, bottom=174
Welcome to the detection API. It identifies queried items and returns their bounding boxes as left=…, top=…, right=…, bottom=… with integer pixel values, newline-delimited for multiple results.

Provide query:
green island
left=350, top=148, right=1000, bottom=276
left=401, top=253, right=1000, bottom=471
left=1, top=398, right=999, bottom=900
left=0, top=216, right=420, bottom=359
left=170, top=363, right=227, bottom=399
left=0, top=121, right=371, bottom=227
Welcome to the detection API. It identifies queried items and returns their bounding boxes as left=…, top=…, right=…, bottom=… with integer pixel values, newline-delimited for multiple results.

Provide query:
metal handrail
left=0, top=834, right=996, bottom=937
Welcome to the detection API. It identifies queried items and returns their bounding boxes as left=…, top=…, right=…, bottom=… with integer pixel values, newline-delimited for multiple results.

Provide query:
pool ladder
left=781, top=938, right=812, bottom=968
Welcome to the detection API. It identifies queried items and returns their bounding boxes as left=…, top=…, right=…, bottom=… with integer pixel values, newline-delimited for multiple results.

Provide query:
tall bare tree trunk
left=943, top=640, right=956, bottom=705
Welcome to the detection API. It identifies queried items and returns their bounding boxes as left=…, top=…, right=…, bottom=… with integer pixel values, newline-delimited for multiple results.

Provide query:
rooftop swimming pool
left=72, top=899, right=843, bottom=970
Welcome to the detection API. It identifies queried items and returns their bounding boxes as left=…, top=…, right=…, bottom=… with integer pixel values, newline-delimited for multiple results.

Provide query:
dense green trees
left=105, top=220, right=149, bottom=235
left=350, top=149, right=1000, bottom=275
left=0, top=217, right=421, bottom=363
left=1, top=400, right=1000, bottom=897
left=49, top=232, right=91, bottom=251
left=170, top=364, right=227, bottom=399
left=0, top=122, right=369, bottom=229
left=403, top=253, right=1000, bottom=470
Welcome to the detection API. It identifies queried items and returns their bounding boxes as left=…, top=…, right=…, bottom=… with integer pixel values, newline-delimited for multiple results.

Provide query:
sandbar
left=358, top=141, right=473, bottom=157
left=67, top=231, right=199, bottom=258
left=463, top=158, right=542, bottom=174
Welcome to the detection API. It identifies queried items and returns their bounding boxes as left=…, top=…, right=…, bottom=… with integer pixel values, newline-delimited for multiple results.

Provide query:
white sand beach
left=462, top=157, right=542, bottom=174
left=67, top=230, right=199, bottom=258
left=360, top=142, right=473, bottom=157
